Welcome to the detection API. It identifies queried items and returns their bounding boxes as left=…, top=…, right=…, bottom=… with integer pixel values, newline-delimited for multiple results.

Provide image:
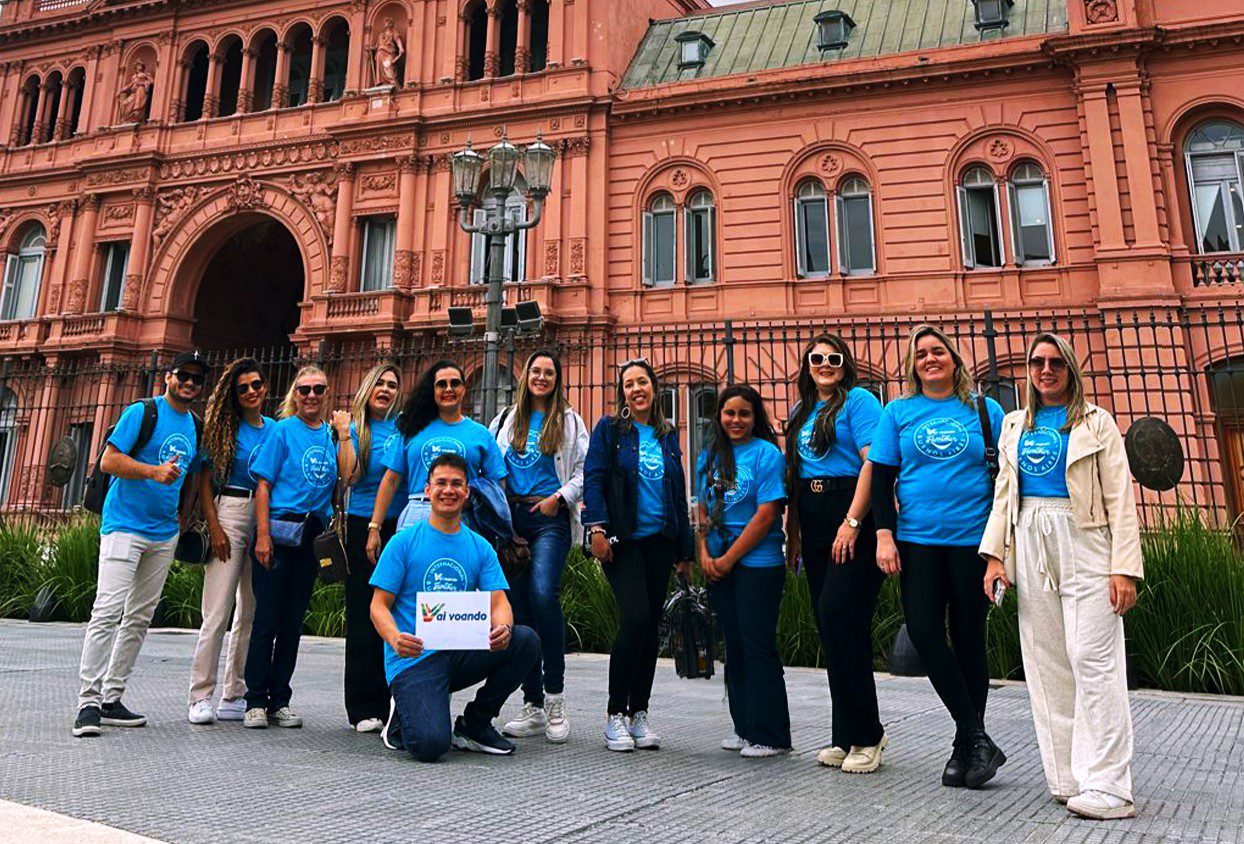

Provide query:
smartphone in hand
left=991, top=578, right=1007, bottom=607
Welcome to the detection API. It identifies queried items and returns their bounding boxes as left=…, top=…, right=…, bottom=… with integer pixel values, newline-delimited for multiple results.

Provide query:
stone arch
left=1162, top=101, right=1244, bottom=255
left=0, top=209, right=54, bottom=253
left=635, top=155, right=719, bottom=209
left=145, top=178, right=329, bottom=321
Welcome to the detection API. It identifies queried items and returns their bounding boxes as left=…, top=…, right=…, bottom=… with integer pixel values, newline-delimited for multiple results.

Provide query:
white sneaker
left=740, top=743, right=792, bottom=758
left=187, top=699, right=215, bottom=725
left=604, top=713, right=635, bottom=751
left=842, top=735, right=888, bottom=774
left=1067, top=790, right=1136, bottom=820
left=544, top=694, right=570, bottom=743
left=216, top=698, right=246, bottom=721
left=355, top=718, right=384, bottom=734
left=243, top=708, right=268, bottom=729
left=721, top=733, right=746, bottom=752
left=627, top=711, right=660, bottom=749
left=816, top=746, right=848, bottom=768
left=502, top=703, right=548, bottom=738
left=268, top=706, right=302, bottom=728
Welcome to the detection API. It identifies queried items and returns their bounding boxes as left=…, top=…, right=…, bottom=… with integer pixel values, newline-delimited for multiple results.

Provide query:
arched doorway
left=189, top=217, right=303, bottom=353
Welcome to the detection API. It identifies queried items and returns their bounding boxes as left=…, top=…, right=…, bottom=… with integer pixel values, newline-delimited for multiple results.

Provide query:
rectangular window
left=837, top=195, right=875, bottom=274
left=646, top=211, right=676, bottom=287
left=795, top=198, right=830, bottom=277
left=1010, top=184, right=1054, bottom=264
left=359, top=217, right=396, bottom=291
left=960, top=186, right=1003, bottom=268
left=100, top=242, right=130, bottom=311
left=62, top=421, right=94, bottom=509
left=1188, top=153, right=1244, bottom=253
left=1, top=251, right=44, bottom=321
left=685, top=206, right=714, bottom=283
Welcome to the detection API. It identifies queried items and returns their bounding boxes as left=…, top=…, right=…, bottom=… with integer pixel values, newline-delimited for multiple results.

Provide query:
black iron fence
left=1, top=303, right=1242, bottom=528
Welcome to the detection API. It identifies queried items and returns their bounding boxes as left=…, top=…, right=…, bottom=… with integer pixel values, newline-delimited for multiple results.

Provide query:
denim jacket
left=582, top=415, right=694, bottom=560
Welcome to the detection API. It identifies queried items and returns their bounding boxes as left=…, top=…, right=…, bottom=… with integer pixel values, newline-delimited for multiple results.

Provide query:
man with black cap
left=73, top=350, right=209, bottom=737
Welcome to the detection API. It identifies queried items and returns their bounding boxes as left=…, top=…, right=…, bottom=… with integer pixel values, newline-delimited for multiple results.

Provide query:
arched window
left=16, top=75, right=40, bottom=146
left=498, top=0, right=519, bottom=77
left=836, top=176, right=875, bottom=274
left=321, top=18, right=350, bottom=102
left=642, top=193, right=677, bottom=287
left=528, top=0, right=550, bottom=72
left=65, top=67, right=86, bottom=137
left=794, top=179, right=830, bottom=278
left=685, top=189, right=716, bottom=284
left=1007, top=161, right=1054, bottom=265
left=40, top=71, right=63, bottom=144
left=0, top=388, right=16, bottom=508
left=470, top=176, right=528, bottom=284
left=957, top=166, right=1004, bottom=268
left=181, top=42, right=210, bottom=122
left=466, top=1, right=488, bottom=81
left=286, top=24, right=314, bottom=107
left=2, top=225, right=47, bottom=321
left=1184, top=120, right=1244, bottom=254
left=216, top=36, right=244, bottom=117
left=250, top=30, right=279, bottom=111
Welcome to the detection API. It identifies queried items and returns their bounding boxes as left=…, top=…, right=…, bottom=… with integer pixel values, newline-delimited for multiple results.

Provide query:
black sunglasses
left=173, top=370, right=206, bottom=386
left=235, top=378, right=265, bottom=395
left=1028, top=356, right=1068, bottom=371
left=296, top=384, right=328, bottom=396
left=808, top=352, right=845, bottom=368
left=435, top=378, right=464, bottom=391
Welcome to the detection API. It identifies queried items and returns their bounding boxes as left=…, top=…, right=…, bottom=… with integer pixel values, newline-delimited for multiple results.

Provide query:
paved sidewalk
left=0, top=620, right=1240, bottom=844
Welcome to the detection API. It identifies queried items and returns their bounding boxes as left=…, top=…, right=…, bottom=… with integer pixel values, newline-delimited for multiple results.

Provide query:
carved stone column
left=484, top=3, right=501, bottom=78
left=238, top=48, right=256, bottom=113
left=33, top=79, right=54, bottom=143
left=170, top=59, right=189, bottom=122
left=327, top=163, right=356, bottom=293
left=309, top=36, right=326, bottom=103
left=67, top=194, right=101, bottom=313
left=273, top=42, right=291, bottom=109
left=204, top=52, right=222, bottom=118
left=121, top=187, right=156, bottom=311
left=53, top=80, right=78, bottom=140
left=394, top=155, right=419, bottom=292
left=514, top=0, right=531, bottom=74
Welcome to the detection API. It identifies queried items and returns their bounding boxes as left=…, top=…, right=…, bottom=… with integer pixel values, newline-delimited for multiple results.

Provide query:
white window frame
left=1, top=226, right=46, bottom=321
left=1007, top=163, right=1056, bottom=267
left=0, top=388, right=16, bottom=507
left=470, top=189, right=528, bottom=285
left=100, top=241, right=130, bottom=312
left=642, top=193, right=677, bottom=287
left=794, top=180, right=831, bottom=278
left=1184, top=121, right=1244, bottom=255
left=957, top=168, right=1005, bottom=269
left=835, top=176, right=876, bottom=276
left=360, top=216, right=396, bottom=292
left=684, top=190, right=716, bottom=285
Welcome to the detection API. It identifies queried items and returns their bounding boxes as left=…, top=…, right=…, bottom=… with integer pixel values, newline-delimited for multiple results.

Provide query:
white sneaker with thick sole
left=216, top=698, right=246, bottom=721
left=740, top=743, right=792, bottom=758
left=268, top=707, right=302, bottom=728
left=842, top=735, right=888, bottom=774
left=544, top=694, right=570, bottom=743
left=243, top=708, right=268, bottom=729
left=355, top=718, right=384, bottom=733
left=604, top=713, right=635, bottom=751
left=502, top=703, right=548, bottom=738
left=816, top=746, right=848, bottom=768
left=721, top=733, right=746, bottom=752
left=627, top=711, right=660, bottom=749
left=187, top=700, right=215, bottom=725
left=1067, top=790, right=1136, bottom=820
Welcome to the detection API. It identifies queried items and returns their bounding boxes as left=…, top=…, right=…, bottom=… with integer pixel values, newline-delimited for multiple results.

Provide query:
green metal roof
left=620, top=0, right=1068, bottom=89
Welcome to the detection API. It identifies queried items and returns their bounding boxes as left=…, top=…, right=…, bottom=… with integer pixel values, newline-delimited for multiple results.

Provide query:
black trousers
left=710, top=564, right=791, bottom=748
left=343, top=514, right=395, bottom=725
left=799, top=481, right=885, bottom=749
left=603, top=534, right=675, bottom=716
left=898, top=541, right=990, bottom=735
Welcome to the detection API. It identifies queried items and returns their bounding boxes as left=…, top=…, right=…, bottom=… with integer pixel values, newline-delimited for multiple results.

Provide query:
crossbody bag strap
left=976, top=394, right=999, bottom=483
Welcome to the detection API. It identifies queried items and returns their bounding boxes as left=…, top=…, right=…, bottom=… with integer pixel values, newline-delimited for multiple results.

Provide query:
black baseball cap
left=169, top=350, right=209, bottom=372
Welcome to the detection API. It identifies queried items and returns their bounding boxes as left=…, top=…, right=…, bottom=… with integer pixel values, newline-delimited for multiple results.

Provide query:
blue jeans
left=385, top=626, right=539, bottom=762
left=509, top=505, right=572, bottom=705
left=396, top=496, right=432, bottom=530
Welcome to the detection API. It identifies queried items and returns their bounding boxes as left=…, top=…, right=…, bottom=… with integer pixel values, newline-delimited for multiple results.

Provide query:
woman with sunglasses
left=583, top=358, right=693, bottom=752
left=338, top=363, right=404, bottom=734
left=187, top=358, right=274, bottom=726
left=492, top=350, right=589, bottom=745
left=244, top=366, right=352, bottom=730
left=870, top=324, right=1006, bottom=788
left=368, top=360, right=505, bottom=557
left=697, top=384, right=790, bottom=758
left=785, top=335, right=887, bottom=773
left=980, top=333, right=1142, bottom=820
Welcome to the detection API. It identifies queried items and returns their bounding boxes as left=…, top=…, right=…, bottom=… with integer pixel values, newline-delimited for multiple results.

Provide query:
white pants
left=78, top=531, right=179, bottom=709
left=1016, top=497, right=1134, bottom=802
left=396, top=496, right=432, bottom=531
left=188, top=495, right=257, bottom=705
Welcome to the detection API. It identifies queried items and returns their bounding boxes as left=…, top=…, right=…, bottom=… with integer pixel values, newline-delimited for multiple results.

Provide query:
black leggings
left=343, top=514, right=395, bottom=725
left=603, top=534, right=675, bottom=715
left=898, top=541, right=990, bottom=735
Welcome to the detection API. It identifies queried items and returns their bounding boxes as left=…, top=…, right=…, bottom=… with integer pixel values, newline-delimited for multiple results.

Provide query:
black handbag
left=659, top=574, right=717, bottom=680
left=313, top=483, right=349, bottom=584
left=175, top=520, right=211, bottom=565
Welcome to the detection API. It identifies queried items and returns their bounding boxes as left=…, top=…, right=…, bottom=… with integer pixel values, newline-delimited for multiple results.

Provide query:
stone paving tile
left=0, top=620, right=1241, bottom=844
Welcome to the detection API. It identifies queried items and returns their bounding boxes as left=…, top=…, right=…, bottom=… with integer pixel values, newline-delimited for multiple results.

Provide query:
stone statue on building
left=373, top=18, right=405, bottom=87
left=116, top=61, right=153, bottom=124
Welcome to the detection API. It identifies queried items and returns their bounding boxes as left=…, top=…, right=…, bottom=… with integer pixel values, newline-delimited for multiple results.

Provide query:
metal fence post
left=143, top=351, right=159, bottom=397
left=724, top=319, right=735, bottom=386
left=982, top=309, right=1000, bottom=401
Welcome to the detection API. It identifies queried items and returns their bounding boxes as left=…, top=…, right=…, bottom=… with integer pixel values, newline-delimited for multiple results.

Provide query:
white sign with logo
left=415, top=591, right=491, bottom=650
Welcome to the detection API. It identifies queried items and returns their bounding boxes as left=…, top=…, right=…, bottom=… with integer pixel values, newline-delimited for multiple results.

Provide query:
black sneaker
left=100, top=700, right=147, bottom=727
left=964, top=728, right=1007, bottom=789
left=72, top=705, right=102, bottom=737
left=451, top=715, right=515, bottom=755
left=942, top=737, right=969, bottom=787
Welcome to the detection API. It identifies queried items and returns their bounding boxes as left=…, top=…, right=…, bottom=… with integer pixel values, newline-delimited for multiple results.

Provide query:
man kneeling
left=370, top=452, right=538, bottom=761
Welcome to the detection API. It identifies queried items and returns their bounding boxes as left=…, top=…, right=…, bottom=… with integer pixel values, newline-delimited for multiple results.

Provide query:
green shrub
left=305, top=582, right=345, bottom=637
left=156, top=563, right=204, bottom=629
left=0, top=521, right=46, bottom=619
left=561, top=547, right=617, bottom=653
left=42, top=514, right=101, bottom=622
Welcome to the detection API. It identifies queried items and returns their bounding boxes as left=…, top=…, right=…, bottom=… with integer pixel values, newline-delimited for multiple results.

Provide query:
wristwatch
left=843, top=515, right=861, bottom=530
left=367, top=521, right=381, bottom=532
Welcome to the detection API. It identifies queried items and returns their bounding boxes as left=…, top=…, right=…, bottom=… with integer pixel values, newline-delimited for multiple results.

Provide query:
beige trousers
left=1016, top=497, right=1134, bottom=802
left=187, top=495, right=257, bottom=705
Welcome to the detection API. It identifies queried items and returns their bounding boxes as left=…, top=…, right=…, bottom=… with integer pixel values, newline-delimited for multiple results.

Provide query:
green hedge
left=1, top=511, right=1240, bottom=695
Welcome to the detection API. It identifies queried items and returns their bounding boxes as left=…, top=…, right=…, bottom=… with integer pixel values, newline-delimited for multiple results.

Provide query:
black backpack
left=81, top=398, right=204, bottom=514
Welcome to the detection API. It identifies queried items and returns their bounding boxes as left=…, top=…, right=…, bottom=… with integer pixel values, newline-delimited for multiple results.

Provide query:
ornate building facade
left=1, top=0, right=1243, bottom=518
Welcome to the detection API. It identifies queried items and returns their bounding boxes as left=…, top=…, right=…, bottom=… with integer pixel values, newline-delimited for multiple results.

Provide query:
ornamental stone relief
left=285, top=171, right=339, bottom=248
left=153, top=186, right=203, bottom=244
left=1085, top=0, right=1119, bottom=24
left=85, top=168, right=147, bottom=187
left=158, top=142, right=337, bottom=180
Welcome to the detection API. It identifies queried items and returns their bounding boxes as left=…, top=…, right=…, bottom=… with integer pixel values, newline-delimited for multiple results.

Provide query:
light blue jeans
left=396, top=496, right=432, bottom=530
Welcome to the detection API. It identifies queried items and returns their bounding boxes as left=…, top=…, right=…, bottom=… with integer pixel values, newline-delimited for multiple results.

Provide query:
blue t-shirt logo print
left=638, top=439, right=664, bottom=480
left=420, top=436, right=465, bottom=470
left=423, top=557, right=468, bottom=592
left=1020, top=427, right=1063, bottom=476
left=159, top=433, right=192, bottom=465
left=797, top=424, right=820, bottom=461
left=913, top=418, right=970, bottom=460
left=246, top=446, right=263, bottom=484
left=301, top=445, right=334, bottom=487
left=507, top=425, right=543, bottom=469
left=719, top=463, right=753, bottom=508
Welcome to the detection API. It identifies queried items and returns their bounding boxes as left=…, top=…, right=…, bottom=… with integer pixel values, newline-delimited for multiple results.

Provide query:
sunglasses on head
left=296, top=384, right=327, bottom=397
left=235, top=378, right=265, bottom=395
left=435, top=378, right=463, bottom=391
left=1028, top=356, right=1068, bottom=371
left=173, top=369, right=206, bottom=386
left=619, top=356, right=649, bottom=370
left=808, top=352, right=845, bottom=368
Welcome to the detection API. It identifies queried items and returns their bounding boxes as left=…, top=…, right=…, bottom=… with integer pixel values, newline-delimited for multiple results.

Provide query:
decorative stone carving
left=225, top=175, right=264, bottom=211
left=671, top=168, right=689, bottom=188
left=431, top=251, right=446, bottom=284
left=65, top=278, right=88, bottom=313
left=544, top=239, right=560, bottom=277
left=86, top=168, right=147, bottom=187
left=1085, top=0, right=1119, bottom=24
left=819, top=153, right=841, bottom=176
left=987, top=137, right=1013, bottom=162
left=116, top=60, right=153, bottom=124
left=159, top=143, right=337, bottom=180
left=0, top=209, right=15, bottom=241
left=362, top=173, right=396, bottom=193
left=286, top=171, right=339, bottom=247
left=410, top=253, right=423, bottom=289
left=561, top=136, right=591, bottom=157
left=120, top=273, right=142, bottom=310
left=373, top=17, right=405, bottom=87
left=338, top=133, right=414, bottom=156
left=153, top=186, right=203, bottom=244
left=328, top=255, right=349, bottom=293
left=104, top=204, right=135, bottom=223
left=570, top=238, right=586, bottom=276
left=393, top=249, right=414, bottom=291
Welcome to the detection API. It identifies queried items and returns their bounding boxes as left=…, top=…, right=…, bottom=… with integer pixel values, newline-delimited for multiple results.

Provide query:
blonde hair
left=901, top=324, right=975, bottom=405
left=509, top=350, right=569, bottom=456
left=350, top=363, right=401, bottom=480
left=1024, top=332, right=1088, bottom=431
left=279, top=365, right=328, bottom=420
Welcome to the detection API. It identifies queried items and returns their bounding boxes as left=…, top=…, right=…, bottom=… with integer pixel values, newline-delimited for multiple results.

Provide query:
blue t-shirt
left=225, top=416, right=276, bottom=492
left=504, top=410, right=561, bottom=498
left=634, top=422, right=666, bottom=538
left=382, top=417, right=506, bottom=496
left=797, top=388, right=883, bottom=479
left=250, top=416, right=338, bottom=520
left=102, top=396, right=203, bottom=541
left=869, top=393, right=1005, bottom=546
left=1018, top=405, right=1071, bottom=499
left=696, top=438, right=787, bottom=567
left=348, top=418, right=406, bottom=519
left=369, top=520, right=509, bottom=683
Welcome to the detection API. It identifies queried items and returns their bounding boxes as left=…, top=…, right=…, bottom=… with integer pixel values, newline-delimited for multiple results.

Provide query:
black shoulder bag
left=313, top=427, right=349, bottom=584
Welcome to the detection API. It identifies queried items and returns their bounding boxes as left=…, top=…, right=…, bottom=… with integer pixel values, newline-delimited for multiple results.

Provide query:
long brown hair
left=702, top=384, right=778, bottom=534
left=350, top=362, right=401, bottom=479
left=901, top=323, right=974, bottom=405
left=613, top=358, right=673, bottom=437
left=785, top=333, right=859, bottom=466
left=1024, top=332, right=1088, bottom=431
left=202, top=357, right=265, bottom=487
left=509, top=349, right=569, bottom=456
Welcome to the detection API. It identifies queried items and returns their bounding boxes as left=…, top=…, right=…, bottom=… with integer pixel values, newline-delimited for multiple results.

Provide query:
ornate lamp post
left=452, top=130, right=555, bottom=422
